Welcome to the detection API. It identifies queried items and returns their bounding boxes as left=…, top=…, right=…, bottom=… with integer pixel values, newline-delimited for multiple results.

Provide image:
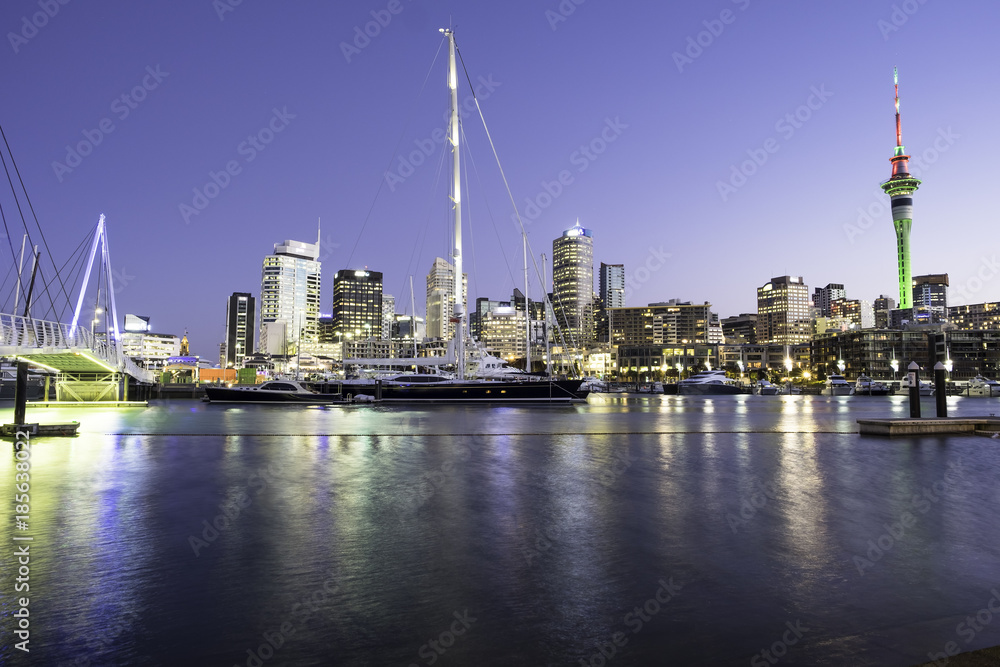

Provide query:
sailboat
left=342, top=29, right=588, bottom=403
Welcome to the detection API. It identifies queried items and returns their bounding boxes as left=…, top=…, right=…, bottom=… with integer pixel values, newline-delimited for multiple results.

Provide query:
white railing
left=0, top=313, right=155, bottom=383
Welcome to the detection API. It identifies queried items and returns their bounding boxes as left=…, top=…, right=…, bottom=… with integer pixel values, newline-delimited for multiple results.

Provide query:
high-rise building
left=225, top=292, right=255, bottom=368
left=609, top=301, right=715, bottom=346
left=425, top=257, right=467, bottom=341
left=756, top=276, right=811, bottom=345
left=260, top=236, right=321, bottom=354
left=874, top=295, right=896, bottom=328
left=382, top=294, right=395, bottom=339
left=949, top=302, right=1000, bottom=330
left=912, top=274, right=949, bottom=319
left=721, top=313, right=758, bottom=344
left=880, top=67, right=922, bottom=310
left=830, top=298, right=875, bottom=329
left=813, top=283, right=846, bottom=317
left=599, top=263, right=625, bottom=309
left=552, top=221, right=594, bottom=347
left=332, top=269, right=383, bottom=341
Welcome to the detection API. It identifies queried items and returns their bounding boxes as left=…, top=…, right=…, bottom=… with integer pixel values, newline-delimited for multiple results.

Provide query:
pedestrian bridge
left=0, top=313, right=155, bottom=400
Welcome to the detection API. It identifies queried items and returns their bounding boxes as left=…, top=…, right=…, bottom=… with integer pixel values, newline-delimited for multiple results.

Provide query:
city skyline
left=0, top=1, right=997, bottom=358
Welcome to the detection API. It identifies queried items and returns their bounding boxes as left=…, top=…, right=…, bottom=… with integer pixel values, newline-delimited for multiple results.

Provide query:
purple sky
left=0, top=0, right=997, bottom=359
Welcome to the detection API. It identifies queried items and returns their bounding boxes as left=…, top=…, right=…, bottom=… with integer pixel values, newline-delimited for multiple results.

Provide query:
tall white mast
left=523, top=232, right=530, bottom=373
left=441, top=28, right=465, bottom=379
left=542, top=252, right=551, bottom=376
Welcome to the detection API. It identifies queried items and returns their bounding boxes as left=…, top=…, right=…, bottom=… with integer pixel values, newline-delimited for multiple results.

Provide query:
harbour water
left=2, top=394, right=999, bottom=666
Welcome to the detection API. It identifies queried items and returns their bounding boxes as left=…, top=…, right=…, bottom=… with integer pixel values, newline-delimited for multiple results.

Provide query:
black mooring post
left=934, top=362, right=948, bottom=418
left=13, top=360, right=28, bottom=426
left=908, top=361, right=921, bottom=419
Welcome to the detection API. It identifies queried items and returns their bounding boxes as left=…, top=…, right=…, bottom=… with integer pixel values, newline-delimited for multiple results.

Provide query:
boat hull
left=826, top=387, right=854, bottom=396
left=677, top=384, right=742, bottom=396
left=203, top=386, right=346, bottom=404
left=344, top=380, right=588, bottom=403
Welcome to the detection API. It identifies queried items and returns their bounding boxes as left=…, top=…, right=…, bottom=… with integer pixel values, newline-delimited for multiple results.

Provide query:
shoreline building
left=259, top=235, right=321, bottom=355
left=552, top=220, right=594, bottom=348
left=332, top=269, right=384, bottom=341
left=756, top=276, right=811, bottom=345
left=225, top=292, right=256, bottom=368
left=880, top=67, right=922, bottom=310
left=426, top=257, right=467, bottom=341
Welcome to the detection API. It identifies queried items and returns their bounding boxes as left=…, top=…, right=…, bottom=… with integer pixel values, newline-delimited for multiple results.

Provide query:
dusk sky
left=0, top=0, right=996, bottom=358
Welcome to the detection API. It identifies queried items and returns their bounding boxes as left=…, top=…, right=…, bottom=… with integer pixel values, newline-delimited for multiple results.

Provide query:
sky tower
left=880, top=67, right=921, bottom=310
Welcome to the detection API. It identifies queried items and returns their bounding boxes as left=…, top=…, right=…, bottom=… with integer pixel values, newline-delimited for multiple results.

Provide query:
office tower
left=830, top=298, right=875, bottom=329
left=874, top=295, right=896, bottom=329
left=552, top=220, right=594, bottom=347
left=599, top=263, right=625, bottom=309
left=260, top=236, right=321, bottom=354
left=332, top=269, right=384, bottom=341
left=721, top=313, right=758, bottom=344
left=880, top=67, right=922, bottom=310
left=813, top=283, right=846, bottom=317
left=912, top=274, right=949, bottom=319
left=225, top=292, right=255, bottom=367
left=609, top=300, right=714, bottom=346
left=425, top=257, right=467, bottom=340
left=382, top=294, right=395, bottom=339
left=756, top=276, right=811, bottom=345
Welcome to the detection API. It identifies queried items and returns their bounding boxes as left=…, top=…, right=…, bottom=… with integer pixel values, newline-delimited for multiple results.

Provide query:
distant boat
left=854, top=374, right=891, bottom=396
left=755, top=379, right=781, bottom=395
left=825, top=374, right=855, bottom=396
left=677, top=370, right=741, bottom=395
left=966, top=375, right=1000, bottom=397
left=204, top=380, right=348, bottom=404
left=900, top=374, right=934, bottom=396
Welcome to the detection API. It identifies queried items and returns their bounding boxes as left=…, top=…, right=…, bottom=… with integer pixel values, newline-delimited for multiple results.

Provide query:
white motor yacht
left=825, top=374, right=855, bottom=396
left=677, top=370, right=741, bottom=395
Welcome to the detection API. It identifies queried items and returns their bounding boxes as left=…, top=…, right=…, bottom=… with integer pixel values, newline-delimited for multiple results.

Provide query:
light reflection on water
left=0, top=396, right=998, bottom=666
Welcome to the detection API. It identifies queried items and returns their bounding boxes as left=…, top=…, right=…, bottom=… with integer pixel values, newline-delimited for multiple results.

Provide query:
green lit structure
left=880, top=67, right=921, bottom=310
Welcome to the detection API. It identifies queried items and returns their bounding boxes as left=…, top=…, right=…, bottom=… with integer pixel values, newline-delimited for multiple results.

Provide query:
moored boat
left=854, top=374, right=891, bottom=396
left=825, top=374, right=855, bottom=396
left=966, top=375, right=1000, bottom=397
left=204, top=380, right=349, bottom=404
left=677, top=370, right=741, bottom=395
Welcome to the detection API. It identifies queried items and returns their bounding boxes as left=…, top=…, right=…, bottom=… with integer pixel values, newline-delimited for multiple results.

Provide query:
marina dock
left=858, top=417, right=1000, bottom=436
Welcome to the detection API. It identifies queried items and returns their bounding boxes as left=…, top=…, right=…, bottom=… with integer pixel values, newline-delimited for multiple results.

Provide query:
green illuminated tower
left=880, top=67, right=921, bottom=310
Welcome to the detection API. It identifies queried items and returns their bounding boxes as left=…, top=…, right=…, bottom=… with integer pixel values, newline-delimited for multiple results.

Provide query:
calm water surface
left=1, top=394, right=999, bottom=666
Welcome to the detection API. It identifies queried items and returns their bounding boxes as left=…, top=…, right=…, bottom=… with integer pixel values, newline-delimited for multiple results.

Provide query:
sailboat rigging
left=340, top=28, right=587, bottom=402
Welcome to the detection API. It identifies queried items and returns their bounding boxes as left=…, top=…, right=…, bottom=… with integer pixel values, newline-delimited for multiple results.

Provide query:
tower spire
left=880, top=66, right=921, bottom=311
